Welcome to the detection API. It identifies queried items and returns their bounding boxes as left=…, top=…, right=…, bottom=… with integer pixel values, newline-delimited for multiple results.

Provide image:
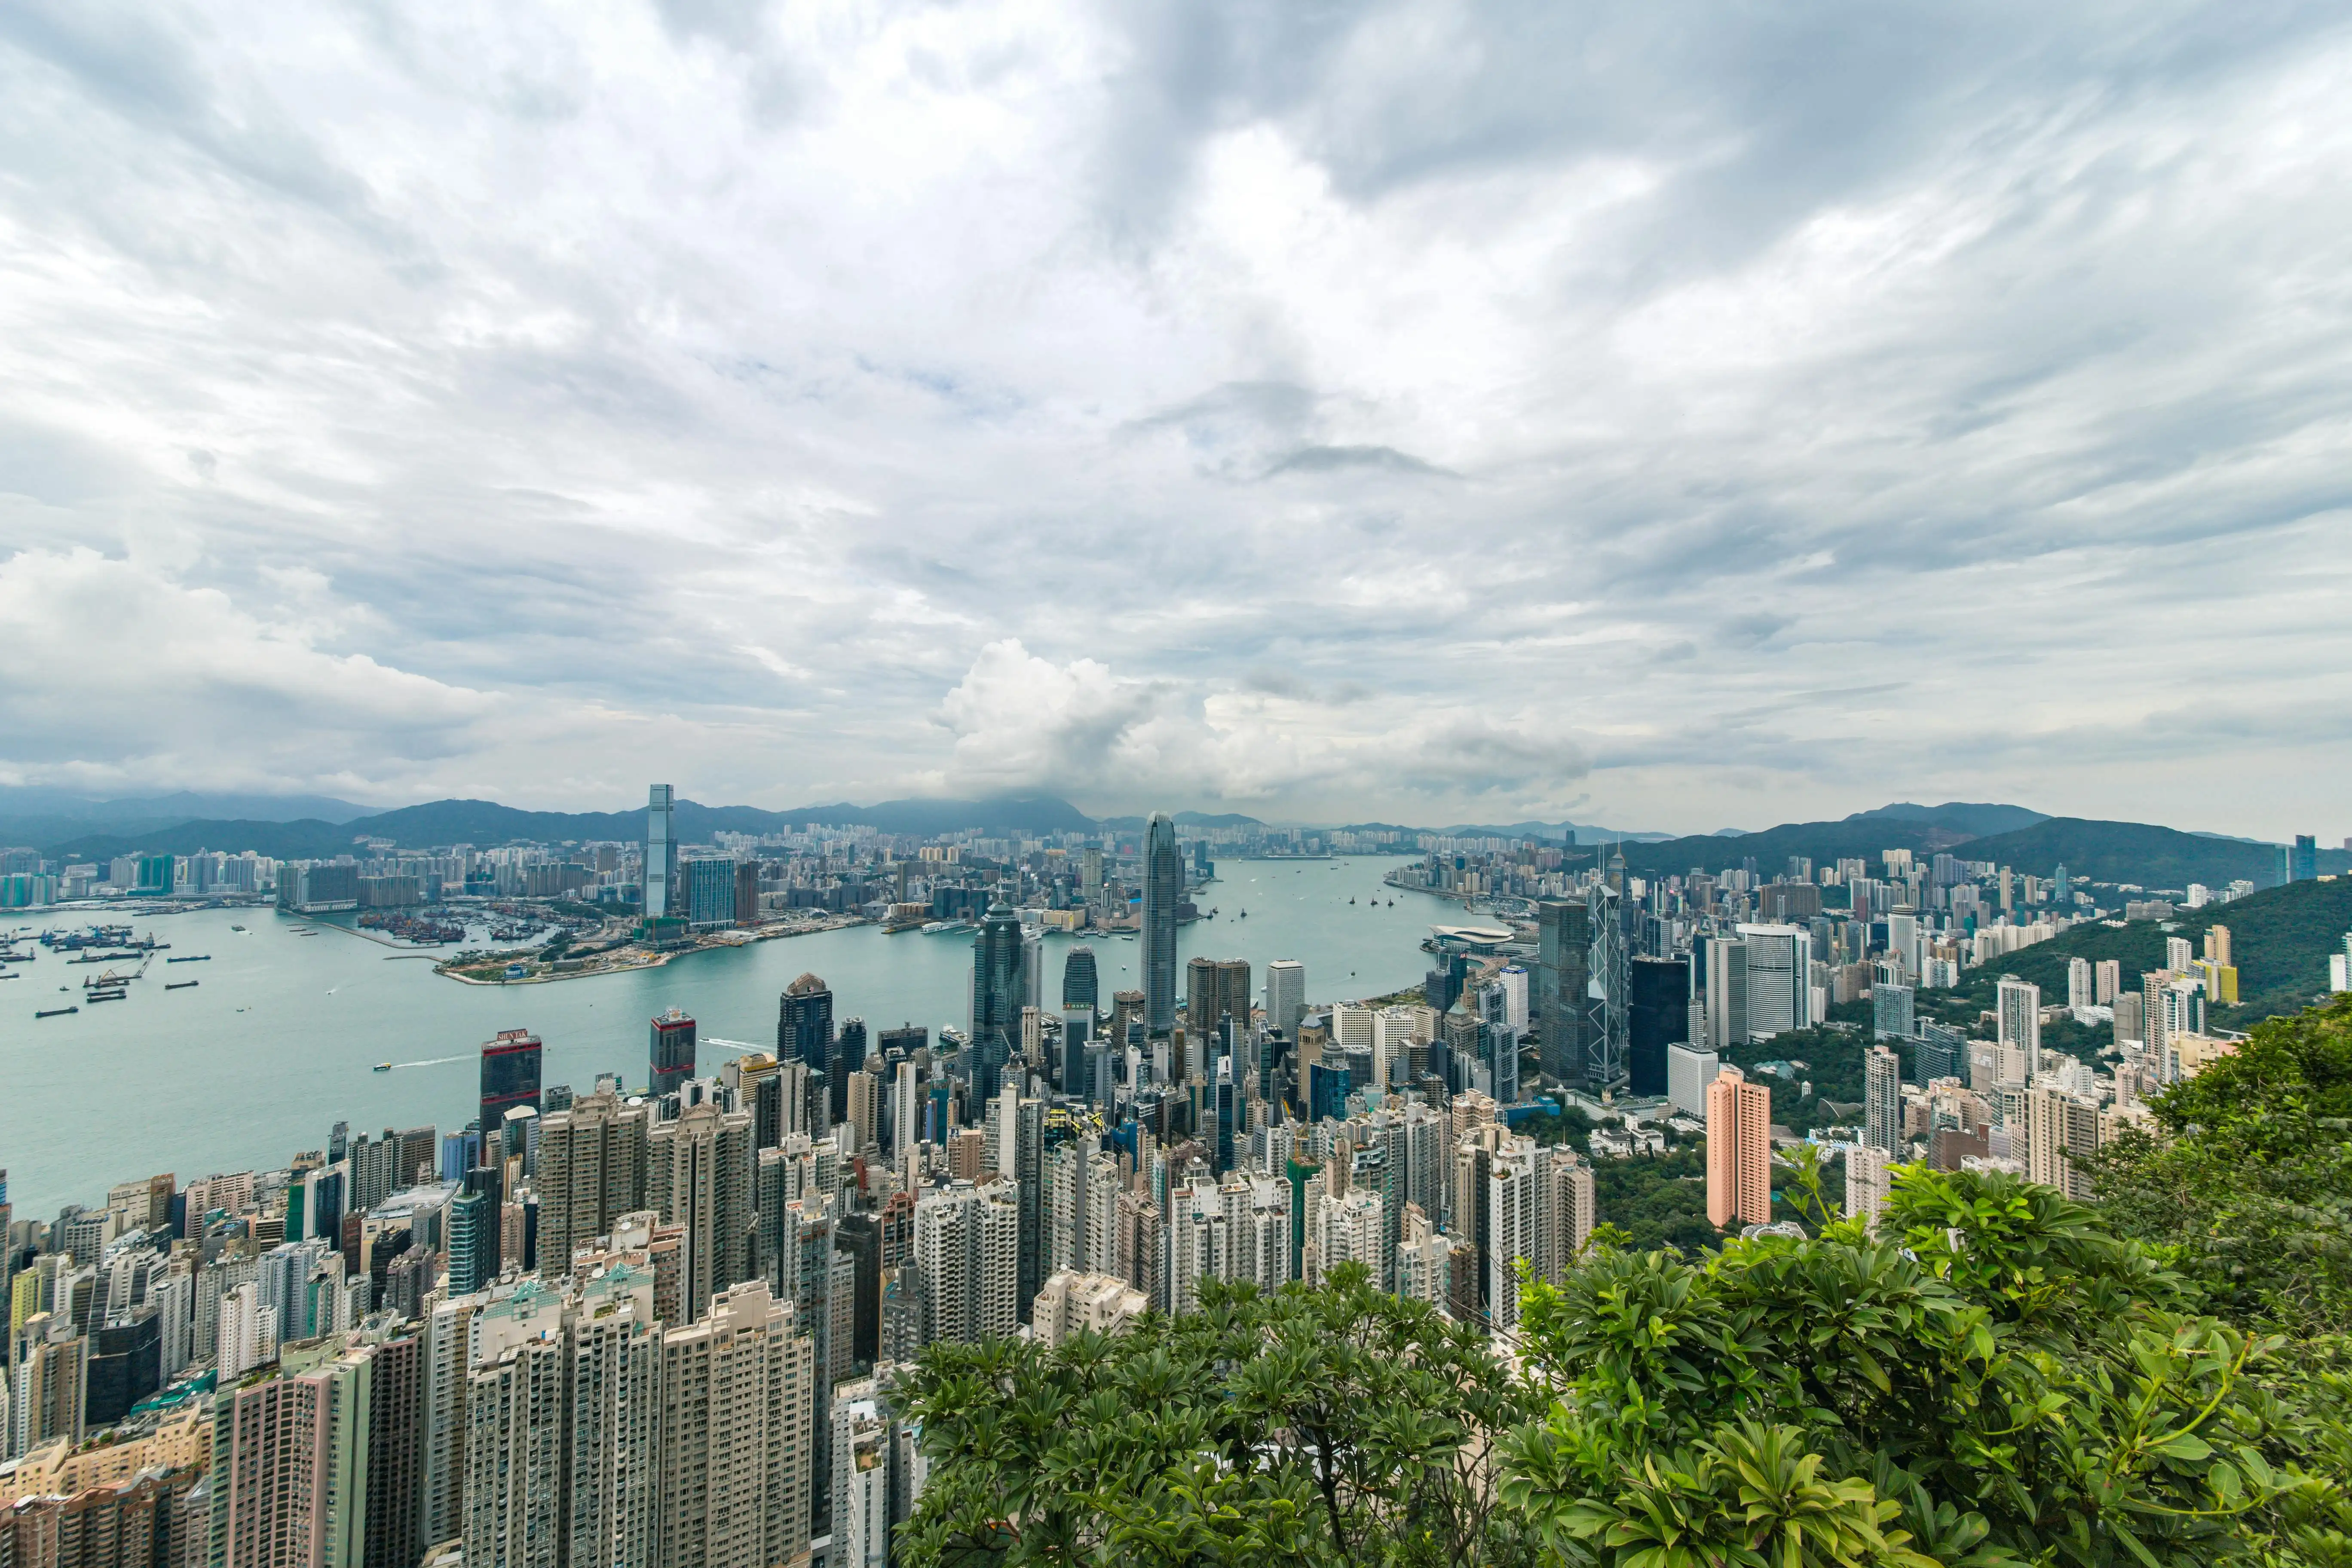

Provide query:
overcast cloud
left=1, top=0, right=2346, bottom=836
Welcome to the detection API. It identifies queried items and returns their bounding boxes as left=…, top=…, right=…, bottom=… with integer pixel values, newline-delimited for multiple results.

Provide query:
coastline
left=434, top=915, right=870, bottom=985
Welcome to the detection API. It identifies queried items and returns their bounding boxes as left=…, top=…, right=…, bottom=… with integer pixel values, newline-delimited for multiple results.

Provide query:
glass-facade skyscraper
left=644, top=783, right=677, bottom=919
left=1140, top=812, right=1182, bottom=1035
left=970, top=904, right=1025, bottom=1105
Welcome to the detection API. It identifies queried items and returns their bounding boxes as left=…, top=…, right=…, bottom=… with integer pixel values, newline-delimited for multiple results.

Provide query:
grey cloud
left=1262, top=444, right=1455, bottom=479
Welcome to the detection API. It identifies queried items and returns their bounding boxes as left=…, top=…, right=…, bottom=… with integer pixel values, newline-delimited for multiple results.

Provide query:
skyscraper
left=1534, top=900, right=1589, bottom=1083
left=208, top=1351, right=371, bottom=1568
left=537, top=1090, right=652, bottom=1267
left=1186, top=956, right=1252, bottom=1041
left=647, top=1101, right=755, bottom=1322
left=1140, top=812, right=1182, bottom=1035
left=1705, top=1068, right=1772, bottom=1230
left=1626, top=955, right=1688, bottom=1097
left=969, top=906, right=1025, bottom=1106
left=644, top=783, right=677, bottom=920
left=657, top=1280, right=814, bottom=1568
left=1863, top=1045, right=1902, bottom=1154
left=912, top=1180, right=1021, bottom=1347
left=1996, top=978, right=2041, bottom=1054
left=1061, top=944, right=1099, bottom=1012
left=650, top=1008, right=696, bottom=1097
left=1265, top=959, right=1307, bottom=1040
left=1584, top=884, right=1629, bottom=1090
left=479, top=1029, right=543, bottom=1130
left=777, top=974, right=834, bottom=1072
left=1735, top=924, right=1811, bottom=1041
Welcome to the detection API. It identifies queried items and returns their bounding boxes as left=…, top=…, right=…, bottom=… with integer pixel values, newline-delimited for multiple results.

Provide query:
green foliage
left=893, top=1265, right=1542, bottom=1566
left=901, top=999, right=2352, bottom=1568
left=1507, top=1167, right=2328, bottom=1568
left=2086, top=994, right=2352, bottom=1338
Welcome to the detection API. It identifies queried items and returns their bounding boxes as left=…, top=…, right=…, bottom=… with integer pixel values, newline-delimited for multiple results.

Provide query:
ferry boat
left=166, top=980, right=199, bottom=991
left=35, top=1006, right=77, bottom=1018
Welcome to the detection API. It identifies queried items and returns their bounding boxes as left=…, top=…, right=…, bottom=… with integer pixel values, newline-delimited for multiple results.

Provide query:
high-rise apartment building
left=644, top=784, right=677, bottom=921
left=647, top=1101, right=755, bottom=1322
left=657, top=1279, right=814, bottom=1568
left=207, top=1350, right=371, bottom=1568
left=537, top=1090, right=652, bottom=1269
left=1845, top=1145, right=1891, bottom=1230
left=2026, top=1084, right=2102, bottom=1201
left=1997, top=979, right=2041, bottom=1054
left=911, top=1180, right=1020, bottom=1347
left=1706, top=1068, right=1772, bottom=1230
left=1864, top=1045, right=1902, bottom=1155
left=1872, top=982, right=1914, bottom=1042
left=1140, top=813, right=1183, bottom=1035
left=1484, top=1137, right=1537, bottom=1334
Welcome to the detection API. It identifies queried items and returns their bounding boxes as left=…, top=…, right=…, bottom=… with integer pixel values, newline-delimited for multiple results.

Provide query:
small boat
left=230, top=924, right=246, bottom=932
left=1349, top=897, right=1356, bottom=904
left=374, top=1062, right=393, bottom=1072
left=168, top=955, right=210, bottom=963
left=166, top=980, right=199, bottom=990
left=86, top=989, right=127, bottom=1002
left=1238, top=910, right=1247, bottom=918
left=35, top=1006, right=77, bottom=1018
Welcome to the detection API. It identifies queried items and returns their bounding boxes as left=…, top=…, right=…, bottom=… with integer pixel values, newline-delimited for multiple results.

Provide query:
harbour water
left=0, top=858, right=1452, bottom=1220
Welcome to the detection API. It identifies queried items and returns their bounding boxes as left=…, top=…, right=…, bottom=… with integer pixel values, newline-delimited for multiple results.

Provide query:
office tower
left=1265, top=959, right=1307, bottom=1040
left=1013, top=1096, right=1045, bottom=1322
left=2290, top=834, right=2317, bottom=883
left=1484, top=1137, right=1538, bottom=1334
left=644, top=784, right=677, bottom=919
left=480, top=1029, right=544, bottom=1129
left=1846, top=1145, right=1891, bottom=1229
left=1705, top=1068, right=1772, bottom=1229
left=1140, top=813, right=1183, bottom=1034
left=778, top=973, right=835, bottom=1072
left=85, top=1306, right=162, bottom=1427
left=969, top=908, right=1025, bottom=1106
left=1583, top=885, right=1629, bottom=1090
left=208, top=1350, right=371, bottom=1568
left=651, top=1008, right=697, bottom=1096
left=1996, top=978, right=2041, bottom=1054
left=1626, top=955, right=1688, bottom=1096
left=2026, top=1085, right=2103, bottom=1201
left=1864, top=1045, right=1902, bottom=1154
left=1917, top=1021, right=1965, bottom=1085
left=1109, top=989, right=1146, bottom=1050
left=539, top=1090, right=652, bottom=1270
left=1666, top=1043, right=1720, bottom=1120
left=1186, top=956, right=1252, bottom=1038
left=1736, top=924, right=1810, bottom=1041
left=1872, top=982, right=1914, bottom=1042
left=1062, top=944, right=1099, bottom=1012
left=1703, top=936, right=1746, bottom=1052
left=648, top=1101, right=755, bottom=1322
left=911, top=1180, right=1020, bottom=1346
left=832, top=1017, right=870, bottom=1126
left=658, top=1279, right=814, bottom=1568
left=1533, top=903, right=1590, bottom=1086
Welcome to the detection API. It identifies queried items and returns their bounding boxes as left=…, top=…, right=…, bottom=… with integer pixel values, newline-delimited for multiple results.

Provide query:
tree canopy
left=895, top=997, right=2352, bottom=1568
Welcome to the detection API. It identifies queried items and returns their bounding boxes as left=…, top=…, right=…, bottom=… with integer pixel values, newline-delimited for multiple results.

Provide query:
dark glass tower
left=479, top=1029, right=543, bottom=1127
left=1140, top=812, right=1182, bottom=1034
left=1627, top=954, right=1690, bottom=1097
left=650, top=1008, right=696, bottom=1096
left=970, top=904, right=1025, bottom=1106
left=778, top=973, right=835, bottom=1069
left=1061, top=944, right=1099, bottom=1012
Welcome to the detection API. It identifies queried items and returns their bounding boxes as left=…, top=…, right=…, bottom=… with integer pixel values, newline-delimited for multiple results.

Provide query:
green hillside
left=1925, top=875, right=2352, bottom=1035
left=1959, top=816, right=2295, bottom=889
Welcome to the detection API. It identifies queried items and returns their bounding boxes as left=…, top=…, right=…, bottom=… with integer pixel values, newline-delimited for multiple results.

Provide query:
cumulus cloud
left=0, top=1, right=2347, bottom=830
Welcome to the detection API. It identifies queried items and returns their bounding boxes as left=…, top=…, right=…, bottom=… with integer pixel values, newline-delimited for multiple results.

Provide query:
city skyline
left=2, top=4, right=2349, bottom=835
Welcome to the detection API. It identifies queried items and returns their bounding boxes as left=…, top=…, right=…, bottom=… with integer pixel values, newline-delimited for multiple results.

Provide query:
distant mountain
left=1942, top=875, right=2352, bottom=1026
left=1617, top=818, right=1956, bottom=876
left=1846, top=801, right=2050, bottom=837
left=0, top=785, right=384, bottom=824
left=1440, top=820, right=1675, bottom=844
left=1098, top=810, right=1268, bottom=831
left=39, top=792, right=1099, bottom=858
left=1957, top=817, right=2328, bottom=889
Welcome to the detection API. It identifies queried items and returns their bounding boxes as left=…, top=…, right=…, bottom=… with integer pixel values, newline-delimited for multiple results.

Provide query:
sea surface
left=0, top=858, right=1455, bottom=1219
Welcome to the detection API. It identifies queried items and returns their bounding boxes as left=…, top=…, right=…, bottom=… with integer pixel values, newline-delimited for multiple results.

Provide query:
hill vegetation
left=899, top=996, right=2352, bottom=1568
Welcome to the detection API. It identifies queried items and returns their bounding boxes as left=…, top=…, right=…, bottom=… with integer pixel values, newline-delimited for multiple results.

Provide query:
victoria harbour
left=0, top=859, right=1452, bottom=1219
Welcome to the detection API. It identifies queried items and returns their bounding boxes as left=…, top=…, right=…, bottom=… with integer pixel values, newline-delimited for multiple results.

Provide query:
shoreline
left=434, top=916, right=870, bottom=986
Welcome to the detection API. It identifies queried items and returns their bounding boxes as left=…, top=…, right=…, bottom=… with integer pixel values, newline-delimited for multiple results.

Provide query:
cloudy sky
left=1, top=1, right=2346, bottom=836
